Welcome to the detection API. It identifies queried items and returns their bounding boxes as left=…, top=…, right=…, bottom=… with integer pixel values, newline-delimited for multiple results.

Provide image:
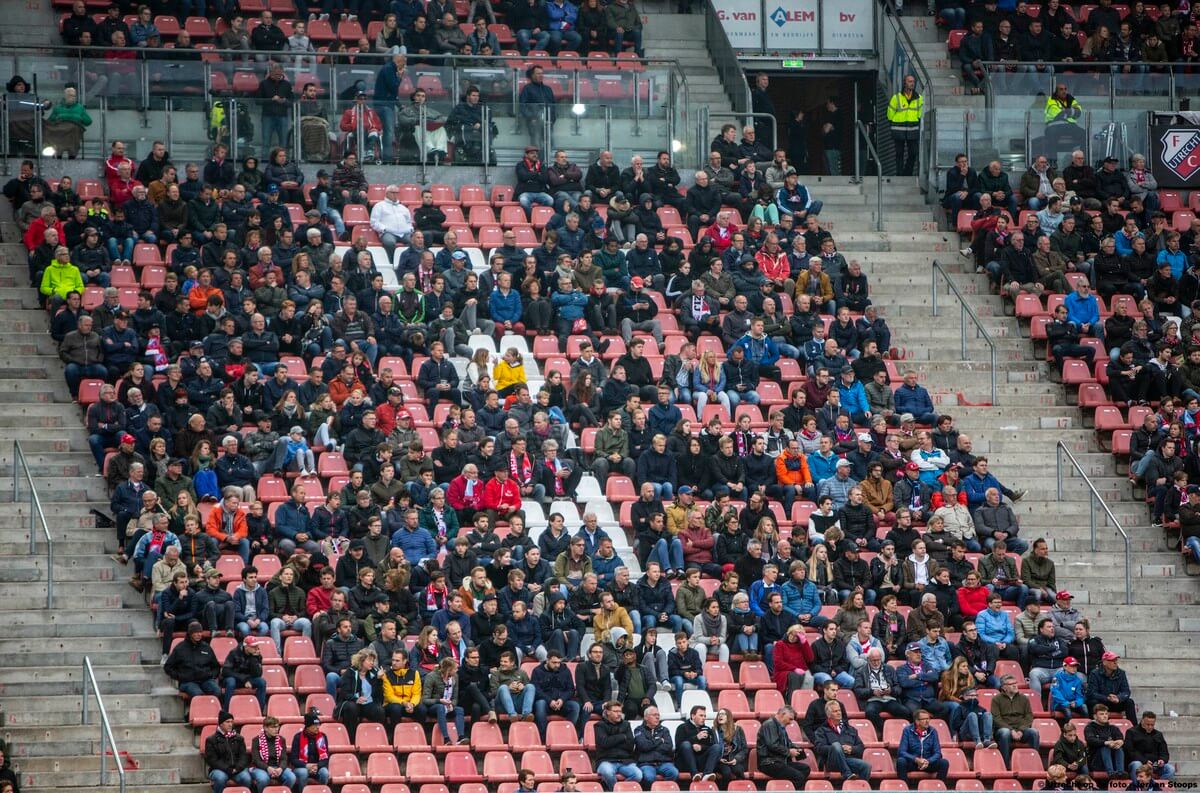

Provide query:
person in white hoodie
left=369, top=184, right=414, bottom=261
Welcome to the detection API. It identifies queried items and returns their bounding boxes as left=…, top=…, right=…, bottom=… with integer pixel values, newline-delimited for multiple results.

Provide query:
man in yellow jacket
left=39, top=245, right=84, bottom=310
left=380, top=648, right=424, bottom=731
left=887, top=75, right=923, bottom=177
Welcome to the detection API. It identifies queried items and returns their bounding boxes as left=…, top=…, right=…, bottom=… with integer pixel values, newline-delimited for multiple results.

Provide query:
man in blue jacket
left=896, top=709, right=950, bottom=783
left=518, top=68, right=557, bottom=152
left=233, top=565, right=270, bottom=638
left=1063, top=277, right=1104, bottom=346
left=531, top=650, right=582, bottom=737
left=489, top=271, right=524, bottom=337
left=893, top=370, right=938, bottom=426
left=275, top=483, right=323, bottom=557
left=835, top=367, right=871, bottom=426
left=731, top=318, right=782, bottom=381
left=961, top=456, right=1025, bottom=508
left=895, top=643, right=948, bottom=718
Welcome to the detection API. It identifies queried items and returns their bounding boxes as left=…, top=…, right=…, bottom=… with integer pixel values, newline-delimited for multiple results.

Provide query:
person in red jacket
left=103, top=139, right=134, bottom=193
left=756, top=232, right=793, bottom=295
left=701, top=211, right=738, bottom=254
left=956, top=570, right=990, bottom=620
left=773, top=623, right=815, bottom=697
left=447, top=463, right=485, bottom=525
left=481, top=463, right=523, bottom=526
left=23, top=205, right=65, bottom=252
left=339, top=92, right=384, bottom=164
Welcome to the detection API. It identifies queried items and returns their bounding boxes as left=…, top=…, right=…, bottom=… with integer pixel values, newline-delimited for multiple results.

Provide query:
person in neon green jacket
left=39, top=246, right=84, bottom=308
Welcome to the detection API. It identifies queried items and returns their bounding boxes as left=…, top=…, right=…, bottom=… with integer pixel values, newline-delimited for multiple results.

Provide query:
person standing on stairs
left=887, top=75, right=923, bottom=177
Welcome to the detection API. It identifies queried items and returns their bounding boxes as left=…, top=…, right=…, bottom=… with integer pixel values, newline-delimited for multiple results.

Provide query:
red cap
left=397, top=411, right=411, bottom=421
left=630, top=276, right=644, bottom=289
left=1063, top=656, right=1079, bottom=666
left=120, top=433, right=135, bottom=444
left=1102, top=651, right=1120, bottom=661
left=905, top=461, right=920, bottom=471
left=1055, top=590, right=1073, bottom=600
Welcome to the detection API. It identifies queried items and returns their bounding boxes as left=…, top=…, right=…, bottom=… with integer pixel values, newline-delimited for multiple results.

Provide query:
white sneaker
left=160, top=653, right=168, bottom=666
left=662, top=681, right=674, bottom=692
left=959, top=246, right=972, bottom=257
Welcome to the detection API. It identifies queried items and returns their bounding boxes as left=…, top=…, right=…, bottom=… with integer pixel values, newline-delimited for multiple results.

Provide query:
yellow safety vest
left=887, top=91, right=923, bottom=131
left=1045, top=95, right=1082, bottom=125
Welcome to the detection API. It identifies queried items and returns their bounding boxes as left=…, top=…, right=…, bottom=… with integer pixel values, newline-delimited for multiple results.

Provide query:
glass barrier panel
left=985, top=68, right=1055, bottom=108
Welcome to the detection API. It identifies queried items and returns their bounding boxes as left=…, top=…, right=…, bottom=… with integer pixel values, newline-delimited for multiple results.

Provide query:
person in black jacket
left=205, top=711, right=254, bottom=793
left=335, top=647, right=385, bottom=735
left=942, top=153, right=981, bottom=213
left=634, top=705, right=680, bottom=784
left=585, top=151, right=623, bottom=201
left=594, top=700, right=642, bottom=789
left=515, top=146, right=554, bottom=219
left=164, top=621, right=221, bottom=698
left=220, top=637, right=267, bottom=710
left=811, top=699, right=872, bottom=781
left=1047, top=304, right=1096, bottom=370
left=811, top=621, right=855, bottom=688
left=675, top=704, right=722, bottom=779
left=531, top=651, right=583, bottom=737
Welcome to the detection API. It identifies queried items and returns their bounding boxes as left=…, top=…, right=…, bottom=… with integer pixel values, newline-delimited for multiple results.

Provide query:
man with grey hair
left=369, top=183, right=414, bottom=261
left=812, top=700, right=872, bottom=782
left=852, top=646, right=910, bottom=731
left=757, top=705, right=810, bottom=786
left=537, top=438, right=579, bottom=502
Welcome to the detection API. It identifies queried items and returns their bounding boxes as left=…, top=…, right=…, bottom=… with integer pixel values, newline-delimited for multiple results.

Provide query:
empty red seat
left=283, top=636, right=319, bottom=665
left=328, top=754, right=366, bottom=784
left=405, top=753, right=442, bottom=783
left=366, top=753, right=405, bottom=784
left=446, top=752, right=485, bottom=783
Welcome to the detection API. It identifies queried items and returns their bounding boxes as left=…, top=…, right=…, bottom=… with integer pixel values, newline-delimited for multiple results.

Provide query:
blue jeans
left=649, top=537, right=684, bottom=571
left=65, top=362, right=107, bottom=397
left=107, top=237, right=134, bottom=262
left=495, top=683, right=536, bottom=716
left=294, top=765, right=330, bottom=788
left=989, top=583, right=1030, bottom=608
left=516, top=28, right=551, bottom=53
left=820, top=745, right=873, bottom=780
left=325, top=671, right=341, bottom=698
left=641, top=613, right=684, bottom=634
left=1027, top=196, right=1045, bottom=211
left=237, top=619, right=270, bottom=639
left=432, top=702, right=466, bottom=741
left=812, top=671, right=855, bottom=688
left=270, top=617, right=312, bottom=651
left=669, top=674, right=706, bottom=706
left=734, top=632, right=759, bottom=654
left=519, top=191, right=554, bottom=214
left=250, top=767, right=296, bottom=791
left=650, top=482, right=674, bottom=500
left=1129, top=762, right=1175, bottom=780
left=83, top=271, right=111, bottom=287
left=315, top=192, right=346, bottom=237
left=983, top=535, right=1029, bottom=555
left=958, top=708, right=993, bottom=744
left=375, top=103, right=396, bottom=158
left=1186, top=537, right=1200, bottom=562
left=938, top=6, right=966, bottom=27
left=547, top=29, right=582, bottom=52
left=137, top=551, right=162, bottom=579
left=597, top=762, right=642, bottom=789
left=725, top=389, right=760, bottom=408
left=222, top=676, right=266, bottom=709
left=534, top=698, right=580, bottom=735
left=209, top=769, right=252, bottom=793
left=262, top=114, right=291, bottom=150
left=336, top=337, right=378, bottom=366
left=613, top=27, right=642, bottom=55
left=180, top=679, right=221, bottom=698
left=1093, top=746, right=1125, bottom=774
left=838, top=588, right=877, bottom=605
left=995, top=727, right=1039, bottom=765
left=640, top=762, right=680, bottom=782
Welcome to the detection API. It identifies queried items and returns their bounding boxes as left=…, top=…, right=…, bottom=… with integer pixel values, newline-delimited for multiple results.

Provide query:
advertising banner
left=714, top=0, right=764, bottom=50
left=1150, top=120, right=1200, bottom=189
left=818, top=0, right=875, bottom=51
left=764, top=0, right=820, bottom=51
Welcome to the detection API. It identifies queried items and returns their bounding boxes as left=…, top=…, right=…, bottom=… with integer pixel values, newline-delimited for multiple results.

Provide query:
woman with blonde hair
left=692, top=348, right=730, bottom=415
left=808, top=542, right=837, bottom=603
left=335, top=646, right=383, bottom=734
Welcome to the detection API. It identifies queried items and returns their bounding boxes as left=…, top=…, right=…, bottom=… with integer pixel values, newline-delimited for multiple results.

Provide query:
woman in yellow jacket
left=493, top=347, right=528, bottom=398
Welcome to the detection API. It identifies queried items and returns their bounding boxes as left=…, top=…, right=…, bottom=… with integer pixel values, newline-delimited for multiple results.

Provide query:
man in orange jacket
left=206, top=488, right=250, bottom=562
left=771, top=437, right=814, bottom=515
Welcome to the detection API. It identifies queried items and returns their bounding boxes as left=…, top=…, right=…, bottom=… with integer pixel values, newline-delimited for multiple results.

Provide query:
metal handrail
left=930, top=260, right=998, bottom=405
left=703, top=0, right=752, bottom=115
left=1055, top=441, right=1132, bottom=606
left=11, top=441, right=52, bottom=609
left=81, top=656, right=127, bottom=793
left=879, top=6, right=935, bottom=195
left=855, top=121, right=884, bottom=233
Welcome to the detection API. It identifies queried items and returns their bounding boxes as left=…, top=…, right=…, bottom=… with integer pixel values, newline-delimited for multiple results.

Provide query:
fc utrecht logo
left=1161, top=128, right=1200, bottom=181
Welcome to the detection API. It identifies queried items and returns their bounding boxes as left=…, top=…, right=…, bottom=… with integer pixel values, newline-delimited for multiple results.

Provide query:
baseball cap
left=630, top=276, right=644, bottom=289
left=1056, top=590, right=1073, bottom=600
left=905, top=461, right=920, bottom=471
left=397, top=410, right=411, bottom=421
left=1063, top=656, right=1079, bottom=666
left=451, top=250, right=467, bottom=260
left=677, top=485, right=693, bottom=495
left=316, top=169, right=330, bottom=178
left=900, top=413, right=915, bottom=423
left=120, top=433, right=135, bottom=444
left=905, top=642, right=922, bottom=654
left=1102, top=651, right=1120, bottom=661
left=266, top=183, right=280, bottom=192
left=857, top=432, right=872, bottom=443
left=836, top=458, right=851, bottom=468
left=388, top=386, right=403, bottom=397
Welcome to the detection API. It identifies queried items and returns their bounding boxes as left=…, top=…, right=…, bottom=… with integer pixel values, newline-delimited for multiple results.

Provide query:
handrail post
left=960, top=303, right=968, bottom=361
left=82, top=656, right=126, bottom=793
left=1056, top=442, right=1063, bottom=501
left=1057, top=441, right=1132, bottom=606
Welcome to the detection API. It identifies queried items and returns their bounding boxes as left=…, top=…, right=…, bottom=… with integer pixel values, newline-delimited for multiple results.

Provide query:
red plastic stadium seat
left=367, top=753, right=405, bottom=784
left=283, top=636, right=319, bottom=665
left=405, top=753, right=441, bottom=783
left=445, top=752, right=485, bottom=783
left=328, top=754, right=366, bottom=784
left=483, top=752, right=519, bottom=782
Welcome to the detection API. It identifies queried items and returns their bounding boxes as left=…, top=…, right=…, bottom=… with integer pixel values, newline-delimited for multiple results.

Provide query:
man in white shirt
left=369, top=183, right=414, bottom=261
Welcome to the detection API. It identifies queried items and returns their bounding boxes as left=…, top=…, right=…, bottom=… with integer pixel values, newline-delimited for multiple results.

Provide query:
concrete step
left=15, top=751, right=203, bottom=777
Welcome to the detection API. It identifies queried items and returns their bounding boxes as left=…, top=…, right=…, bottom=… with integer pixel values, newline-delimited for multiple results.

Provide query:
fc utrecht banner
left=764, top=0, right=820, bottom=50
left=714, top=0, right=764, bottom=50
left=1151, top=122, right=1200, bottom=189
left=820, top=0, right=874, bottom=50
